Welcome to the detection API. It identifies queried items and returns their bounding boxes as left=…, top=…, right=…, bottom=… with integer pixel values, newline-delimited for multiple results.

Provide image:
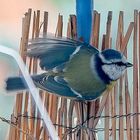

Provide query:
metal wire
left=81, top=112, right=140, bottom=125
left=0, top=112, right=140, bottom=139
left=0, top=116, right=37, bottom=139
left=3, top=112, right=140, bottom=130
left=16, top=112, right=140, bottom=122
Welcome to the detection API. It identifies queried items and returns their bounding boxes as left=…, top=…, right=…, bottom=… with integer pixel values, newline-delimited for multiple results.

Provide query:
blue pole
left=76, top=0, right=93, bottom=43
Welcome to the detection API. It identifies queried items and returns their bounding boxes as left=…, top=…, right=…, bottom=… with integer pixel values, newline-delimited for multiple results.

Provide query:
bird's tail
left=6, top=76, right=27, bottom=91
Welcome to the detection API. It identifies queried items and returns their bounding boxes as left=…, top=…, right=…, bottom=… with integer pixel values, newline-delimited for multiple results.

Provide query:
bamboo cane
left=17, top=9, right=31, bottom=140
left=133, top=10, right=139, bottom=140
left=87, top=10, right=101, bottom=140
left=118, top=11, right=124, bottom=140
left=29, top=10, right=40, bottom=139
left=104, top=11, right=112, bottom=140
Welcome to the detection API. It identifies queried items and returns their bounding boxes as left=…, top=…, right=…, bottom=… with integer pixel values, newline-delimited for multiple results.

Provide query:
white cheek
left=102, top=65, right=126, bottom=80
left=120, top=66, right=126, bottom=74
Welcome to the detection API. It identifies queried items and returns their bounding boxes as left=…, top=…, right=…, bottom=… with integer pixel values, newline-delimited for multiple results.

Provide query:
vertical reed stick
left=124, top=53, right=132, bottom=140
left=119, top=77, right=124, bottom=140
left=55, top=14, right=63, bottom=37
left=36, top=90, right=44, bottom=140
left=43, top=11, right=48, bottom=36
left=22, top=9, right=32, bottom=140
left=34, top=10, right=45, bottom=140
left=58, top=98, right=66, bottom=139
left=29, top=10, right=40, bottom=138
left=54, top=14, right=63, bottom=139
left=92, top=12, right=113, bottom=133
left=8, top=39, right=23, bottom=140
left=32, top=11, right=36, bottom=39
left=18, top=9, right=32, bottom=140
left=88, top=102, right=96, bottom=139
left=75, top=102, right=86, bottom=139
left=35, top=10, right=40, bottom=38
left=70, top=15, right=77, bottom=39
left=68, top=101, right=74, bottom=140
left=121, top=22, right=134, bottom=52
left=104, top=11, right=112, bottom=140
left=104, top=94, right=110, bottom=140
left=93, top=92, right=109, bottom=128
left=43, top=93, right=50, bottom=140
left=121, top=22, right=134, bottom=140
left=88, top=11, right=100, bottom=140
left=111, top=86, right=117, bottom=140
left=105, top=11, right=112, bottom=48
left=133, top=10, right=139, bottom=140
left=58, top=97, right=68, bottom=139
left=116, top=11, right=124, bottom=50
left=139, top=11, right=140, bottom=140
left=9, top=8, right=32, bottom=140
left=67, top=21, right=72, bottom=38
left=42, top=11, right=49, bottom=140
left=90, top=11, right=100, bottom=48
left=117, top=11, right=124, bottom=140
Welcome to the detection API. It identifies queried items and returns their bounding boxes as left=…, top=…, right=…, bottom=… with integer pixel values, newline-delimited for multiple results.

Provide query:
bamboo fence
left=6, top=9, right=140, bottom=140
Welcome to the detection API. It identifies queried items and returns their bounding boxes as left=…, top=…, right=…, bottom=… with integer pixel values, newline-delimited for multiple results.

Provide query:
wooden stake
left=88, top=11, right=100, bottom=140
left=90, top=11, right=100, bottom=48
left=29, top=10, right=40, bottom=139
left=41, top=11, right=49, bottom=140
left=121, top=22, right=134, bottom=52
left=54, top=14, right=63, bottom=138
left=111, top=86, right=117, bottom=140
left=125, top=57, right=132, bottom=140
left=43, top=11, right=48, bottom=36
left=133, top=10, right=139, bottom=140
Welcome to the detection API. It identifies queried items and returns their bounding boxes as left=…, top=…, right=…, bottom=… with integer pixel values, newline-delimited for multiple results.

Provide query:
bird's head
left=93, top=49, right=133, bottom=83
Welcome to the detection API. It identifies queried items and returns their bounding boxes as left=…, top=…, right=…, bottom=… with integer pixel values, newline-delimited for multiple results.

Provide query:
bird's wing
left=32, top=69, right=106, bottom=101
left=32, top=73, right=82, bottom=99
left=27, top=36, right=99, bottom=71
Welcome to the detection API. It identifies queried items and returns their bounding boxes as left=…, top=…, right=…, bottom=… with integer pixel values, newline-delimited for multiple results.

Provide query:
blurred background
left=0, top=0, right=140, bottom=139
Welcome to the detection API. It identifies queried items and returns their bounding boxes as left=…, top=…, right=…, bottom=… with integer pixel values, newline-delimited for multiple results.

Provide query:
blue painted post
left=76, top=0, right=93, bottom=43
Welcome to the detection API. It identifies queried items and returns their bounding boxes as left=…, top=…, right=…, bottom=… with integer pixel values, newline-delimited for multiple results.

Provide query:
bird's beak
left=126, top=62, right=133, bottom=67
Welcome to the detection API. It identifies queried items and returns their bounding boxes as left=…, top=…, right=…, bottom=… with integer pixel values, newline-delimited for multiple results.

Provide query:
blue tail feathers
left=6, top=77, right=27, bottom=91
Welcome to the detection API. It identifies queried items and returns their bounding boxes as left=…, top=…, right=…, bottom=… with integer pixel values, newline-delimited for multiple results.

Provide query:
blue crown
left=101, top=49, right=122, bottom=61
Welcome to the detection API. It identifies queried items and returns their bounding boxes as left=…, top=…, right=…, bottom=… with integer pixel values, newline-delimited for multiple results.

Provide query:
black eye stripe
left=115, top=62, right=125, bottom=66
left=103, top=62, right=125, bottom=66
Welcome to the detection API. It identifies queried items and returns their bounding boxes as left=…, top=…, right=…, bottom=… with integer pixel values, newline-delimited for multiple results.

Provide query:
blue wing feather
left=27, top=36, right=99, bottom=71
left=39, top=47, right=76, bottom=70
left=32, top=74, right=101, bottom=100
left=32, top=74, right=78, bottom=98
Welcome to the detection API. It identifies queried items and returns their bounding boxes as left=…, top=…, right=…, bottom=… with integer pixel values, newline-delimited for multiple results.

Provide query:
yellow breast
left=106, top=81, right=116, bottom=91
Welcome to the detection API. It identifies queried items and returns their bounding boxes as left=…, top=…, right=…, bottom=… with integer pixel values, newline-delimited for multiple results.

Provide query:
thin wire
left=17, top=112, right=140, bottom=121
left=17, top=114, right=43, bottom=121
left=15, top=112, right=140, bottom=132
left=0, top=110, right=139, bottom=137
left=0, top=116, right=37, bottom=140
left=54, top=124, right=140, bottom=132
left=0, top=113, right=140, bottom=139
left=81, top=112, right=140, bottom=125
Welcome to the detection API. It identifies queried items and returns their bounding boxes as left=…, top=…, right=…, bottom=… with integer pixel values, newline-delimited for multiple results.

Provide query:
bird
left=6, top=36, right=133, bottom=101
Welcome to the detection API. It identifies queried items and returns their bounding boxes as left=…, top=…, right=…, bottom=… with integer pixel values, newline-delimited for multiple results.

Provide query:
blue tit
left=6, top=36, right=133, bottom=101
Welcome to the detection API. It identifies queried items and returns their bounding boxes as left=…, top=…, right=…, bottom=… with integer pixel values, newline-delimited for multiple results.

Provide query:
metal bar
left=0, top=46, right=59, bottom=140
